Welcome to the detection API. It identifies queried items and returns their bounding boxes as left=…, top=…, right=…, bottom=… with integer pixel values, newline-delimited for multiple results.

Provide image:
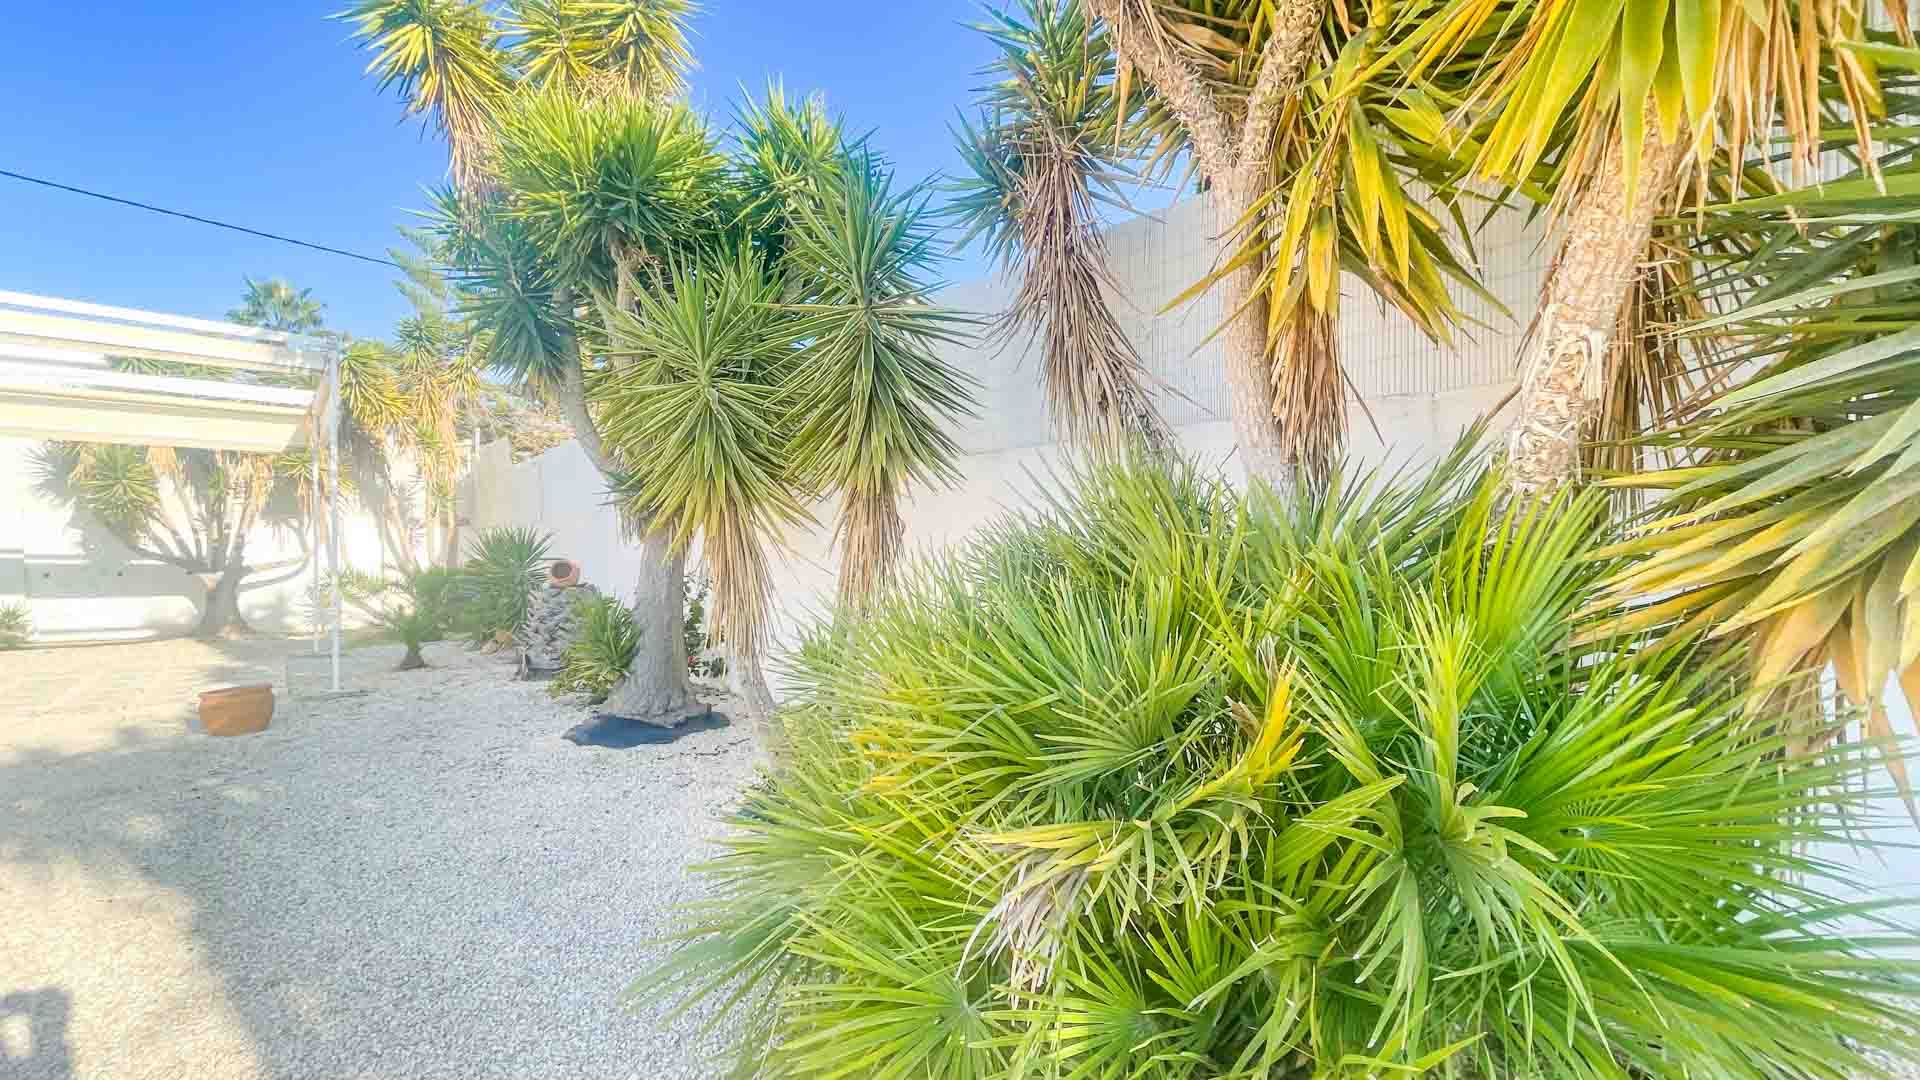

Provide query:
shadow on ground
left=0, top=638, right=753, bottom=1080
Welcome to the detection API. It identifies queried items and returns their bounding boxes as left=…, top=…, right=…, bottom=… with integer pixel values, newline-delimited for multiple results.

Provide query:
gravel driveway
left=0, top=638, right=754, bottom=1079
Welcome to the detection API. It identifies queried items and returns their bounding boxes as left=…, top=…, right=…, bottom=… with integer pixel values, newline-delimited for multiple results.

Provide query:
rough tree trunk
left=549, top=345, right=701, bottom=728
left=193, top=565, right=251, bottom=639
left=1084, top=0, right=1321, bottom=493
left=599, top=526, right=697, bottom=726
left=1506, top=131, right=1686, bottom=494
left=729, top=646, right=780, bottom=751
left=1213, top=184, right=1294, bottom=491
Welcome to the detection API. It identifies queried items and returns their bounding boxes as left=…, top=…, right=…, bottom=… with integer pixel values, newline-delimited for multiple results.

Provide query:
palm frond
left=782, top=150, right=981, bottom=609
left=337, top=0, right=511, bottom=193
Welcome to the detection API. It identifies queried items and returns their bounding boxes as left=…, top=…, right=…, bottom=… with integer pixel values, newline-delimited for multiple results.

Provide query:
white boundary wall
left=464, top=196, right=1540, bottom=656
left=0, top=439, right=406, bottom=643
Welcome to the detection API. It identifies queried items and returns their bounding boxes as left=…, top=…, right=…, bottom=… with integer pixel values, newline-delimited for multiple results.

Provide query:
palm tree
left=947, top=1, right=1169, bottom=450
left=784, top=151, right=980, bottom=610
left=227, top=276, right=326, bottom=333
left=339, top=0, right=511, bottom=194
left=1595, top=132, right=1920, bottom=806
left=957, top=0, right=1493, bottom=484
left=1403, top=0, right=1911, bottom=493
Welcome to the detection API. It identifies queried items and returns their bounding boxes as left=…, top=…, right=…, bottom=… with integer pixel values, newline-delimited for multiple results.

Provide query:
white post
left=311, top=414, right=322, bottom=656
left=327, top=343, right=343, bottom=693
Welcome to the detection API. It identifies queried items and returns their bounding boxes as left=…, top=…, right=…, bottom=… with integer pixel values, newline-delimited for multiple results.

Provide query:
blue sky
left=0, top=1, right=1005, bottom=341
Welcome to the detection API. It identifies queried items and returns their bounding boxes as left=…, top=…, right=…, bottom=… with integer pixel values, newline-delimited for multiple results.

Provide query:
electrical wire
left=0, top=168, right=401, bottom=269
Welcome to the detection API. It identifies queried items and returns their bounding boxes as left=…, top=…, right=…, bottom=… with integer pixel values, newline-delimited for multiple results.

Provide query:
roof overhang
left=0, top=290, right=331, bottom=453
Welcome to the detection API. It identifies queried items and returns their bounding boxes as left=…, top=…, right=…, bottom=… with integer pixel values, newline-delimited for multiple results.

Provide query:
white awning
left=0, top=289, right=347, bottom=689
left=0, top=290, right=330, bottom=453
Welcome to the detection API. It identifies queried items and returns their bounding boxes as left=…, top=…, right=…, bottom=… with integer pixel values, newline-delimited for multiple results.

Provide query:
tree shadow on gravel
left=0, top=640, right=754, bottom=1079
left=0, top=988, right=74, bottom=1080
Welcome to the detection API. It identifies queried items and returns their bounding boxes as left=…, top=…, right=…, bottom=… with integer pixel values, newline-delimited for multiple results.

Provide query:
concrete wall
left=0, top=437, right=403, bottom=644
left=463, top=196, right=1537, bottom=655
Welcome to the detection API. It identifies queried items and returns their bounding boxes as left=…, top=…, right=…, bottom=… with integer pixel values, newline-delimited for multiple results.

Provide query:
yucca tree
left=643, top=449, right=1920, bottom=1076
left=948, top=0, right=1171, bottom=450
left=339, top=0, right=511, bottom=194
left=783, top=151, right=980, bottom=611
left=958, top=0, right=1494, bottom=483
left=1596, top=137, right=1920, bottom=803
left=342, top=0, right=696, bottom=195
left=454, top=88, right=727, bottom=725
left=1403, top=0, right=1912, bottom=493
left=594, top=251, right=808, bottom=726
left=590, top=151, right=979, bottom=729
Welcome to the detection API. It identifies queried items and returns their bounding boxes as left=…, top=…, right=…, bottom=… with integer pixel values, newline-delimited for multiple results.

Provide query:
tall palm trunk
left=554, top=348, right=697, bottom=725
left=193, top=564, right=252, bottom=639
left=1213, top=184, right=1292, bottom=489
left=1506, top=130, right=1686, bottom=494
left=600, top=526, right=697, bottom=724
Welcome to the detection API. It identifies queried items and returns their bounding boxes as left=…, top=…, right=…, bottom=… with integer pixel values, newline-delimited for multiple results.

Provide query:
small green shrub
left=551, top=594, right=639, bottom=702
left=0, top=602, right=32, bottom=649
left=457, top=526, right=553, bottom=645
left=642, top=450, right=1920, bottom=1078
left=378, top=567, right=465, bottom=670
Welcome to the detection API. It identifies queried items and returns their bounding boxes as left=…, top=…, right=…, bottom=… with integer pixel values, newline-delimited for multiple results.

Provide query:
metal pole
left=311, top=410, right=322, bottom=656
left=327, top=343, right=343, bottom=693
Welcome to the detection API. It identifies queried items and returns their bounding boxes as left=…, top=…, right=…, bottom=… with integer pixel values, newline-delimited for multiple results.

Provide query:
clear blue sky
left=0, top=1, right=1004, bottom=341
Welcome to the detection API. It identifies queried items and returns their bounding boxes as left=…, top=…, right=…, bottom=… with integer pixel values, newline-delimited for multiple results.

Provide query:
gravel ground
left=0, top=637, right=755, bottom=1079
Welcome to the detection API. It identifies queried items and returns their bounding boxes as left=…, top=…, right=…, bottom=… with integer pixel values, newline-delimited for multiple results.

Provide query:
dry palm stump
left=516, top=559, right=600, bottom=680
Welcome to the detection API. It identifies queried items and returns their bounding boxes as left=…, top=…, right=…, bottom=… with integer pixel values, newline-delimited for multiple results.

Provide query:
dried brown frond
left=1269, top=301, right=1341, bottom=482
left=1000, top=157, right=1171, bottom=450
left=967, top=848, right=1087, bottom=996
left=836, top=482, right=906, bottom=613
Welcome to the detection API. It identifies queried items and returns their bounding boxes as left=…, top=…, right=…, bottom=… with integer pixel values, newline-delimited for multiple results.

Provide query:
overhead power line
left=0, top=168, right=401, bottom=269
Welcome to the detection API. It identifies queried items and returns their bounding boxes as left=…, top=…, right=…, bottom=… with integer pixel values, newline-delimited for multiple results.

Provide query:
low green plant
left=379, top=567, right=465, bottom=671
left=641, top=448, right=1920, bottom=1078
left=551, top=593, right=639, bottom=703
left=0, top=602, right=31, bottom=649
left=458, top=526, right=552, bottom=645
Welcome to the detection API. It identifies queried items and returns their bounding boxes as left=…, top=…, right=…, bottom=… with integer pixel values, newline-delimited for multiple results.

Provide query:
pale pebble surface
left=1, top=638, right=754, bottom=1079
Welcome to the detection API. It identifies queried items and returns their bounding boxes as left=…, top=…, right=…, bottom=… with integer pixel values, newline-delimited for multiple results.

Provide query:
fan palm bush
left=551, top=593, right=641, bottom=702
left=643, top=449, right=1920, bottom=1077
left=378, top=566, right=467, bottom=670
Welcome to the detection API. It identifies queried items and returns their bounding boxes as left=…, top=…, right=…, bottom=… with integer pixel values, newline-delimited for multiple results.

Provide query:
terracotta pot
left=200, top=684, right=274, bottom=736
left=548, top=560, right=581, bottom=588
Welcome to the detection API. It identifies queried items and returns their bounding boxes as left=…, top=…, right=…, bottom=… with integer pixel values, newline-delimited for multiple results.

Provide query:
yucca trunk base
left=1214, top=192, right=1295, bottom=493
left=600, top=527, right=700, bottom=729
left=193, top=567, right=253, bottom=640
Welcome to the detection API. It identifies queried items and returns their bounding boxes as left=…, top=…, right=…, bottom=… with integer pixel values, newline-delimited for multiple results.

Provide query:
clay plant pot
left=548, top=560, right=581, bottom=588
left=199, top=684, right=274, bottom=737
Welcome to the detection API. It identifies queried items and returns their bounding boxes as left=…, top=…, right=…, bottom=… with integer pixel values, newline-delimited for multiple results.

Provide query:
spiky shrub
left=458, top=526, right=553, bottom=645
left=0, top=602, right=31, bottom=649
left=644, top=449, right=1920, bottom=1078
left=551, top=593, right=639, bottom=703
left=380, top=567, right=465, bottom=671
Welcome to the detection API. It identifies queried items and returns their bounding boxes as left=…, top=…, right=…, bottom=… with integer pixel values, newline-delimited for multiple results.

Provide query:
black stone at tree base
left=562, top=709, right=728, bottom=748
